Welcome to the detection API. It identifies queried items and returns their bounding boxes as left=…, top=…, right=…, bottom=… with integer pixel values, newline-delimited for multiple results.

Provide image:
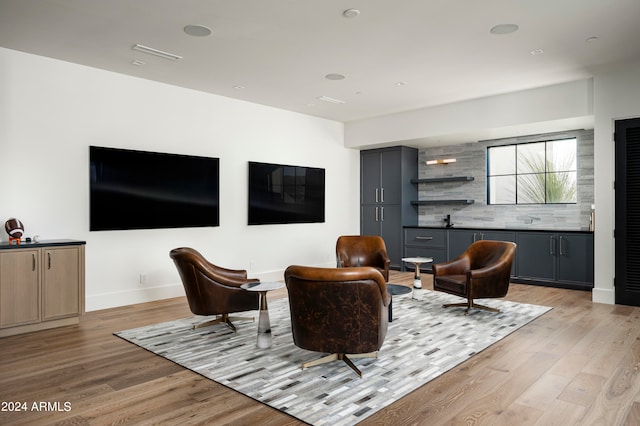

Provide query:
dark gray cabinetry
left=447, top=229, right=517, bottom=274
left=403, top=228, right=446, bottom=272
left=516, top=233, right=556, bottom=281
left=403, top=227, right=593, bottom=290
left=447, top=229, right=516, bottom=259
left=557, top=233, right=594, bottom=284
left=361, top=147, right=417, bottom=269
left=517, top=232, right=594, bottom=289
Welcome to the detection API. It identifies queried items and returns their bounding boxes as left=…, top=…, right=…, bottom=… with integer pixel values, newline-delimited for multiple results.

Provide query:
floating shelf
left=411, top=199, right=475, bottom=205
left=411, top=176, right=474, bottom=184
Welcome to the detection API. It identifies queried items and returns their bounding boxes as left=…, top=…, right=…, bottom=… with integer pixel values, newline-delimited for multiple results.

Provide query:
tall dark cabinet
left=361, top=146, right=418, bottom=269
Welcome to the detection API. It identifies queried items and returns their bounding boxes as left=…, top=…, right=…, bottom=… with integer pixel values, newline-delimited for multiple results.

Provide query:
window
left=487, top=138, right=577, bottom=204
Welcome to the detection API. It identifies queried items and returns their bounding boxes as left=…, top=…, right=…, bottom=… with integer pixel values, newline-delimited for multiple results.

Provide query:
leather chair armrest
left=201, top=262, right=258, bottom=288
left=379, top=251, right=391, bottom=267
left=433, top=255, right=470, bottom=276
left=468, top=260, right=510, bottom=279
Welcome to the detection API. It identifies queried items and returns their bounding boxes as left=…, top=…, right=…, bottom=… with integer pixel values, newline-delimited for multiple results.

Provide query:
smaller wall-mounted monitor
left=90, top=146, right=219, bottom=231
left=248, top=161, right=325, bottom=225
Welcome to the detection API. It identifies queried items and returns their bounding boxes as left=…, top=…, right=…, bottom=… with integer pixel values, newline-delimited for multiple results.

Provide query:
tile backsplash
left=416, top=129, right=594, bottom=231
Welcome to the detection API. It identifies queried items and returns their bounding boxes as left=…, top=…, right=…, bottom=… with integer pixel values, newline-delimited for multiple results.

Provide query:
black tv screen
left=89, top=146, right=219, bottom=231
left=248, top=161, right=325, bottom=225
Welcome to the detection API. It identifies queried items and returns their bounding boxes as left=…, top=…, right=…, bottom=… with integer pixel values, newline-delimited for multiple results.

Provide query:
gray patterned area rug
left=115, top=290, right=551, bottom=426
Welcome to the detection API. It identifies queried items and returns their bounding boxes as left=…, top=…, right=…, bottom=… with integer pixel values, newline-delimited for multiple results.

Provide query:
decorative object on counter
left=426, top=158, right=456, bottom=165
left=444, top=214, right=454, bottom=228
left=4, top=218, right=24, bottom=245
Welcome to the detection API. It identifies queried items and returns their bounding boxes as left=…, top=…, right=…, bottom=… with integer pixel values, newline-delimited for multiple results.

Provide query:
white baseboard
left=592, top=287, right=615, bottom=305
left=86, top=262, right=336, bottom=312
left=86, top=283, right=185, bottom=312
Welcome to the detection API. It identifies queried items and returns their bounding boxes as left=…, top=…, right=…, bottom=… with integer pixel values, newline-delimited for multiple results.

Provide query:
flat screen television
left=89, top=146, right=219, bottom=231
left=248, top=161, right=325, bottom=225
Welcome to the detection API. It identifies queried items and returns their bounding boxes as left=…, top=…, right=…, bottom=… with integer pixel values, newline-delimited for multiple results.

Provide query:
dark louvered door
left=615, top=117, right=640, bottom=306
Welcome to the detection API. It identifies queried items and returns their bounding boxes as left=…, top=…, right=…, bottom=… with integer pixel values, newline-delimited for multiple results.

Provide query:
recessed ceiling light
left=317, top=96, right=346, bottom=104
left=586, top=36, right=599, bottom=43
left=232, top=85, right=245, bottom=90
left=132, top=60, right=145, bottom=66
left=325, top=73, right=346, bottom=80
left=395, top=81, right=406, bottom=86
left=343, top=9, right=360, bottom=18
left=490, top=24, right=519, bottom=35
left=530, top=48, right=544, bottom=55
left=184, top=25, right=212, bottom=37
left=132, top=44, right=182, bottom=60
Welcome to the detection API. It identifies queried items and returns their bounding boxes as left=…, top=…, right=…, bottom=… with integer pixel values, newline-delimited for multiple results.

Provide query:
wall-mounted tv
left=89, top=146, right=219, bottom=231
left=248, top=161, right=325, bottom=225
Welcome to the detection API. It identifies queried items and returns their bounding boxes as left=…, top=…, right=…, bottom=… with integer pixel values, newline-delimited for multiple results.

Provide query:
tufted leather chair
left=432, top=240, right=516, bottom=313
left=170, top=247, right=259, bottom=331
left=284, top=265, right=391, bottom=377
left=336, top=235, right=391, bottom=282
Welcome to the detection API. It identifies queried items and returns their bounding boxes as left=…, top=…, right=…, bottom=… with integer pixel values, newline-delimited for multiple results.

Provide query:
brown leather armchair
left=336, top=235, right=391, bottom=281
left=169, top=247, right=259, bottom=331
left=432, top=240, right=516, bottom=313
left=284, top=265, right=390, bottom=377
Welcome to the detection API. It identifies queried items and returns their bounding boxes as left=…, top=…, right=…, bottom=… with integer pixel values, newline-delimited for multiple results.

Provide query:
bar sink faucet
left=444, top=214, right=454, bottom=228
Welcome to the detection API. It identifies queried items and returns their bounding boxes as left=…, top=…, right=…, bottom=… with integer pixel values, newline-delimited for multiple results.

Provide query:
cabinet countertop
left=404, top=226, right=593, bottom=234
left=0, top=239, right=86, bottom=250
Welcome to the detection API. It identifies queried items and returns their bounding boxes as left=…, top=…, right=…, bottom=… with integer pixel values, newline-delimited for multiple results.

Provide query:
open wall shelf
left=411, top=176, right=474, bottom=184
left=411, top=176, right=475, bottom=204
left=411, top=199, right=475, bottom=205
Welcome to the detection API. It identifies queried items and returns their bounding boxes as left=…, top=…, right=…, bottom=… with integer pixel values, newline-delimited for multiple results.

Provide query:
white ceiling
left=1, top=0, right=639, bottom=124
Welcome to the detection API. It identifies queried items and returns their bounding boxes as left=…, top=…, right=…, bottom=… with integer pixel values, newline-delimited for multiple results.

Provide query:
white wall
left=345, top=79, right=594, bottom=149
left=0, top=48, right=360, bottom=311
left=592, top=59, right=640, bottom=304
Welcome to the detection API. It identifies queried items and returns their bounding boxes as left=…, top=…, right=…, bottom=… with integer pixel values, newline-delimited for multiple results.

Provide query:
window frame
left=486, top=138, right=578, bottom=205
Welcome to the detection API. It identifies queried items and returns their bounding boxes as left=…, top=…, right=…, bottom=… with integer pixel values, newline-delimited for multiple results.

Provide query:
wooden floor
left=1, top=271, right=640, bottom=425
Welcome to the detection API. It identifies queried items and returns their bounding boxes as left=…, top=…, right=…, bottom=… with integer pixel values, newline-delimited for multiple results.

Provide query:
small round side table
left=401, top=256, right=433, bottom=289
left=241, top=281, right=284, bottom=348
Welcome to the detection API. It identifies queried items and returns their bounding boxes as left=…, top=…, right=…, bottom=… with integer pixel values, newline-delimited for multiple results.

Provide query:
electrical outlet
left=139, top=274, right=147, bottom=284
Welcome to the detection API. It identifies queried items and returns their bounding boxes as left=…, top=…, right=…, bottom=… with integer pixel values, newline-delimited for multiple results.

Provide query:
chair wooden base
left=443, top=299, right=500, bottom=314
left=193, top=313, right=254, bottom=332
left=302, top=351, right=378, bottom=378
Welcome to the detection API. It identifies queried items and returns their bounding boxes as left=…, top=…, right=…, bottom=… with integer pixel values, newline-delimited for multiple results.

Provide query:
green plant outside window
left=487, top=138, right=577, bottom=205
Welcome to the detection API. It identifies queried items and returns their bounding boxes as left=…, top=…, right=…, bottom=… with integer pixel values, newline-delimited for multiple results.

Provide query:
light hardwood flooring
left=1, top=271, right=640, bottom=425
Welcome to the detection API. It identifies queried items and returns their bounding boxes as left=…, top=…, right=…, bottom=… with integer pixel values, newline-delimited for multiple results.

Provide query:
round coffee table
left=386, top=283, right=412, bottom=322
left=241, top=281, right=284, bottom=348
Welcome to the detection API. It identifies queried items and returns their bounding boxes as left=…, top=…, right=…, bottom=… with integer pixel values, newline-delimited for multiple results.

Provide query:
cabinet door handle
left=48, top=252, right=52, bottom=269
left=32, top=253, right=36, bottom=271
left=559, top=236, right=565, bottom=256
left=381, top=206, right=385, bottom=221
left=375, top=207, right=379, bottom=222
left=473, top=232, right=478, bottom=242
left=416, top=236, right=433, bottom=240
left=381, top=188, right=385, bottom=203
left=375, top=188, right=379, bottom=203
left=550, top=236, right=555, bottom=255
left=480, top=233, right=485, bottom=240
